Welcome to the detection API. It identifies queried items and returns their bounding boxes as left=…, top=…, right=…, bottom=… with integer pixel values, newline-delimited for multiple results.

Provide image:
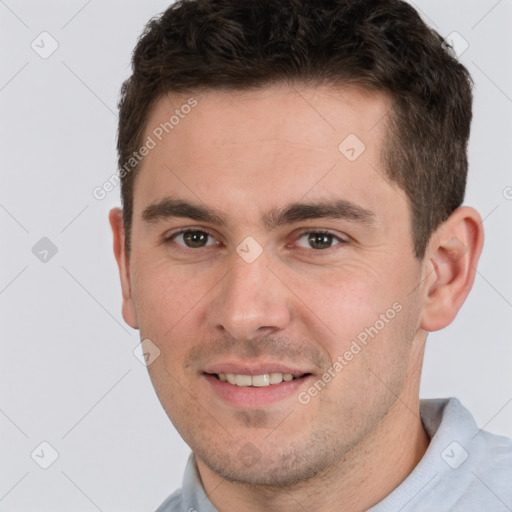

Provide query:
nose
left=208, top=250, right=292, bottom=341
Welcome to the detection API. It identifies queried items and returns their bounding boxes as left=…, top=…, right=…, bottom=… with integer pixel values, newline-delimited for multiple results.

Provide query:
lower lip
left=203, top=374, right=312, bottom=408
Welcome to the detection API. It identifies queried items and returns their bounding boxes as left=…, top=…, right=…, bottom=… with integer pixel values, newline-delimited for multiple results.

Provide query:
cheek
left=293, top=269, right=388, bottom=341
left=313, top=299, right=415, bottom=420
left=296, top=263, right=415, bottom=367
left=133, top=254, right=204, bottom=312
left=131, top=257, right=214, bottom=357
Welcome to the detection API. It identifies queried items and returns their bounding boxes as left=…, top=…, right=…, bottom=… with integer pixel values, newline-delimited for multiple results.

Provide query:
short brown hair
left=117, top=0, right=473, bottom=258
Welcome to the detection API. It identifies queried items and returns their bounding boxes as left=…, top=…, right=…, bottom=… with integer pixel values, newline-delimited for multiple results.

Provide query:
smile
left=203, top=370, right=313, bottom=408
left=214, top=372, right=307, bottom=387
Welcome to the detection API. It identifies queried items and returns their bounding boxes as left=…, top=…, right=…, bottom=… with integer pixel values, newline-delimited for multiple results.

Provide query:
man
left=109, top=0, right=512, bottom=510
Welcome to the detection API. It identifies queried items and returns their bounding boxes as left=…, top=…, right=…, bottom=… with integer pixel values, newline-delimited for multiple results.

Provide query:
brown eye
left=308, top=233, right=334, bottom=250
left=172, top=230, right=217, bottom=248
left=295, top=231, right=347, bottom=250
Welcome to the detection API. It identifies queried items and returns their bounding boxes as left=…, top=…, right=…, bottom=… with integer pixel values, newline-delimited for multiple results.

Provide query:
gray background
left=1, top=0, right=511, bottom=510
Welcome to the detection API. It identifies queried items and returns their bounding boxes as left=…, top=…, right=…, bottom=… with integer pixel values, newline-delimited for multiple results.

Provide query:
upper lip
left=203, top=362, right=312, bottom=377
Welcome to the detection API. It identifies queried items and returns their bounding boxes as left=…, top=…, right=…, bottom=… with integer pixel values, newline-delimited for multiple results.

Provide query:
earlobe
left=109, top=207, right=139, bottom=329
left=420, top=207, right=484, bottom=332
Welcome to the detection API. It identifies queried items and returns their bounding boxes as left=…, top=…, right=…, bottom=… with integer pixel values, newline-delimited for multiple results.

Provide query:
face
left=118, top=85, right=426, bottom=486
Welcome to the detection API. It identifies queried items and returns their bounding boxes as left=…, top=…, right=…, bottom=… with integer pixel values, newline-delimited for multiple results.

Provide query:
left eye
left=171, top=230, right=218, bottom=248
left=295, top=232, right=346, bottom=250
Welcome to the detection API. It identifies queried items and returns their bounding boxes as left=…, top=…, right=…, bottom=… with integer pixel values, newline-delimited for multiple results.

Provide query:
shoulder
left=470, top=428, right=512, bottom=493
left=154, top=489, right=186, bottom=512
left=447, top=430, right=512, bottom=511
left=153, top=453, right=216, bottom=512
left=423, top=397, right=512, bottom=510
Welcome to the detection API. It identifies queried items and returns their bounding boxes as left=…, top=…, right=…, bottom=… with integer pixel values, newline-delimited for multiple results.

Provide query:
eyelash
left=164, top=228, right=349, bottom=252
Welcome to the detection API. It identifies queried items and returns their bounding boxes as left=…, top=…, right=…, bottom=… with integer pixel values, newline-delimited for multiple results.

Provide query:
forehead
left=144, top=84, right=390, bottom=155
left=132, top=84, right=401, bottom=226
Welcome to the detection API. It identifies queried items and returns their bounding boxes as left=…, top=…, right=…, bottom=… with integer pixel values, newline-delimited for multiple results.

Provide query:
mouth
left=208, top=372, right=310, bottom=387
left=202, top=367, right=314, bottom=408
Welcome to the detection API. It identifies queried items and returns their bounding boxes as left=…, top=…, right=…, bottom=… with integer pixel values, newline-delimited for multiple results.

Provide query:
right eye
left=168, top=229, right=219, bottom=249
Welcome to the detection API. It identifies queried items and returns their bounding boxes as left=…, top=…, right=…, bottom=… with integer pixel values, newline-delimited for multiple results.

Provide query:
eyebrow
left=141, top=197, right=376, bottom=229
left=262, top=200, right=376, bottom=230
left=142, top=198, right=227, bottom=226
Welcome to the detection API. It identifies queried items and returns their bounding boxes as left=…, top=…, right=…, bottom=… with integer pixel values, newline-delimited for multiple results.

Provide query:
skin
left=110, top=84, right=484, bottom=511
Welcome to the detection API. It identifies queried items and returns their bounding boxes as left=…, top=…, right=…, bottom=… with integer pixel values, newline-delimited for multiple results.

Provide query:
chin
left=195, top=440, right=337, bottom=488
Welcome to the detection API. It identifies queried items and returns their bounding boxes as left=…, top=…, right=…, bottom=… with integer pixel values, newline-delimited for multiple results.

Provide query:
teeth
left=218, top=372, right=299, bottom=387
left=269, top=372, right=283, bottom=384
left=235, top=374, right=252, bottom=386
left=252, top=374, right=269, bottom=387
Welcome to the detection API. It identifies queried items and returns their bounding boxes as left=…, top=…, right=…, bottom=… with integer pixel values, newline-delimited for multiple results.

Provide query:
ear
left=420, top=206, right=484, bottom=332
left=109, top=207, right=138, bottom=329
